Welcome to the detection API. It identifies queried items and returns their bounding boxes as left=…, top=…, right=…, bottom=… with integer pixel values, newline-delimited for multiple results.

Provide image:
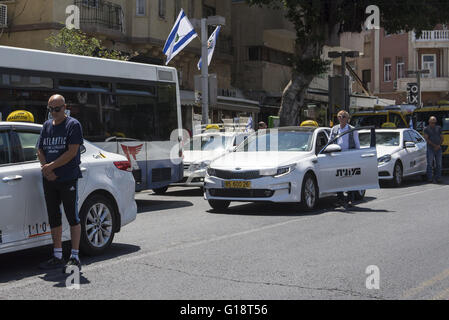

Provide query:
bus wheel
left=152, top=186, right=169, bottom=195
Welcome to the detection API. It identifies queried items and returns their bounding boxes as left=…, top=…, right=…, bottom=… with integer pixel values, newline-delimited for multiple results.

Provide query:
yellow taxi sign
left=381, top=122, right=397, bottom=128
left=6, top=110, right=35, bottom=123
left=300, top=120, right=319, bottom=127
left=205, top=124, right=220, bottom=130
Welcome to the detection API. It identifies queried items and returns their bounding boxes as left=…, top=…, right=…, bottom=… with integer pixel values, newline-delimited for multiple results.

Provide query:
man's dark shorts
left=42, top=178, right=80, bottom=228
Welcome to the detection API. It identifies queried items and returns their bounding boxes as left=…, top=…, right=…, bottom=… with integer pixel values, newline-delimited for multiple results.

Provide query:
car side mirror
left=323, top=144, right=342, bottom=154
left=405, top=141, right=416, bottom=149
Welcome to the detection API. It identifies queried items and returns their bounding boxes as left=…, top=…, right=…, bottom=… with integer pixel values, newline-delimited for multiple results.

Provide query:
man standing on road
left=423, top=116, right=444, bottom=183
left=37, top=94, right=84, bottom=271
left=329, top=110, right=361, bottom=209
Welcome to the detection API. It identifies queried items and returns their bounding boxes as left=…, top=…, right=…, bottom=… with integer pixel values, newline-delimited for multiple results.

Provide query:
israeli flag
left=163, top=9, right=198, bottom=65
left=197, top=25, right=221, bottom=70
left=245, top=116, right=253, bottom=132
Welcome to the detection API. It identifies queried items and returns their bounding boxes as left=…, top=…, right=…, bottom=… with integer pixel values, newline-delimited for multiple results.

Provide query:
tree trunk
left=278, top=72, right=315, bottom=126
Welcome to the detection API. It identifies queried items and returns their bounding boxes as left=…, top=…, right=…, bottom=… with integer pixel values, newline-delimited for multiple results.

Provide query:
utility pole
left=191, top=16, right=226, bottom=125
left=200, top=18, right=209, bottom=125
left=407, top=69, right=430, bottom=108
left=328, top=50, right=360, bottom=112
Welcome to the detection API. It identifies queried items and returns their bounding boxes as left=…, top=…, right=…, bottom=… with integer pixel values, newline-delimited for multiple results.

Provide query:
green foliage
left=46, top=27, right=131, bottom=60
left=247, top=0, right=449, bottom=76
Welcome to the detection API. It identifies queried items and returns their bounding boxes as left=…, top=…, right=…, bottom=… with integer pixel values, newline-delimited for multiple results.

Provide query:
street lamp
left=328, top=50, right=360, bottom=111
left=191, top=16, right=226, bottom=125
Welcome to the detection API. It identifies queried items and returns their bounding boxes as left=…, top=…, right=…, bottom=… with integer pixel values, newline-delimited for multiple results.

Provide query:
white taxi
left=204, top=127, right=379, bottom=210
left=0, top=122, right=137, bottom=256
left=359, top=129, right=427, bottom=186
left=179, top=131, right=251, bottom=187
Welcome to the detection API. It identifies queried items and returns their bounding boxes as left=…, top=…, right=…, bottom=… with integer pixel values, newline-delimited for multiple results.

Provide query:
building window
left=384, top=58, right=392, bottom=82
left=136, top=0, right=145, bottom=16
left=397, top=57, right=405, bottom=79
left=362, top=69, right=371, bottom=89
left=422, top=54, right=436, bottom=78
left=189, top=0, right=195, bottom=18
left=158, top=0, right=166, bottom=19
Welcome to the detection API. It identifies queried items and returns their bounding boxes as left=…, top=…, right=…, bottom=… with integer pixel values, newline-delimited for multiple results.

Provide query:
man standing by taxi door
left=37, top=94, right=84, bottom=271
left=329, top=110, right=361, bottom=208
left=424, top=116, right=444, bottom=183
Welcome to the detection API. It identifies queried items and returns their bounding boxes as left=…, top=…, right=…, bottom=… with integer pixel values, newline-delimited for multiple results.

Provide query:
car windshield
left=236, top=130, right=313, bottom=152
left=359, top=132, right=400, bottom=147
left=187, top=135, right=232, bottom=151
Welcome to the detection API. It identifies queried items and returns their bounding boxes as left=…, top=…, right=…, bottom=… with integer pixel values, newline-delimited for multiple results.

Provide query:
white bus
left=0, top=45, right=183, bottom=193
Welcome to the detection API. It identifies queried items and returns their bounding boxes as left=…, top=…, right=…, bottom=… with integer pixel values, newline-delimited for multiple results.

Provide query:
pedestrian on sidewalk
left=37, top=94, right=84, bottom=272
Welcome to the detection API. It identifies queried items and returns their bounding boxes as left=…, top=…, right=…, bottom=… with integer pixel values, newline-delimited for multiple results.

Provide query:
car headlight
left=191, top=160, right=210, bottom=171
left=260, top=165, right=296, bottom=177
left=207, top=167, right=216, bottom=177
left=378, top=155, right=392, bottom=164
left=199, top=160, right=211, bottom=169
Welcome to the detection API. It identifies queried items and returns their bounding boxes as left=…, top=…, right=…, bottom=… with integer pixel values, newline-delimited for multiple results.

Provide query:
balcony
left=413, top=30, right=449, bottom=48
left=397, top=77, right=449, bottom=92
left=74, top=0, right=124, bottom=36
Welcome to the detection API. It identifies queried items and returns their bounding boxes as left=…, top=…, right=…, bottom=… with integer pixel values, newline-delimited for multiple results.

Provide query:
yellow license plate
left=224, top=181, right=251, bottom=189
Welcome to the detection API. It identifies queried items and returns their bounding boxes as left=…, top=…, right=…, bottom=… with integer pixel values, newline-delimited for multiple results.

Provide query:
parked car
left=204, top=126, right=379, bottom=211
left=359, top=128, right=427, bottom=186
left=177, top=130, right=251, bottom=187
left=0, top=122, right=137, bottom=256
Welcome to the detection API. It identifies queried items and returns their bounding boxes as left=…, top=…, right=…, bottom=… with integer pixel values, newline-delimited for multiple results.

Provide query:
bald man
left=37, top=94, right=84, bottom=271
left=423, top=116, right=444, bottom=183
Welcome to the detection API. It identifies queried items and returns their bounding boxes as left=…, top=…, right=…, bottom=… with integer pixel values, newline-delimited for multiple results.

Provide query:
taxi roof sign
left=7, top=110, right=35, bottom=123
left=300, top=120, right=319, bottom=127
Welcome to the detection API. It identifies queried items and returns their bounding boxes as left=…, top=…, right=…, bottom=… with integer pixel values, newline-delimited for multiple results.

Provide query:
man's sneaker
left=39, top=257, right=65, bottom=270
left=63, top=257, right=81, bottom=273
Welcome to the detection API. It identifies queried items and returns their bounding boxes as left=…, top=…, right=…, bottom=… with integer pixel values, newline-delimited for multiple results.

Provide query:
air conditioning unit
left=0, top=4, right=7, bottom=28
left=393, top=80, right=398, bottom=91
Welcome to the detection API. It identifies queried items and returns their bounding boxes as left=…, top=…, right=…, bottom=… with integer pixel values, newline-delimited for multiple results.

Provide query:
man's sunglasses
left=47, top=105, right=64, bottom=113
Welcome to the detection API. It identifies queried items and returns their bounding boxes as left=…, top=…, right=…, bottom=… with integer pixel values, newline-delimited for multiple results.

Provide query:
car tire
left=391, top=162, right=403, bottom=187
left=152, top=186, right=169, bottom=195
left=354, top=190, right=366, bottom=201
left=208, top=200, right=231, bottom=211
left=301, top=173, right=318, bottom=211
left=79, top=195, right=116, bottom=256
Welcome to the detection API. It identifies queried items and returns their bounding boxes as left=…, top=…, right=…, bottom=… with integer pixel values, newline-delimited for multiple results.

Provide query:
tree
left=247, top=0, right=449, bottom=126
left=46, top=27, right=134, bottom=61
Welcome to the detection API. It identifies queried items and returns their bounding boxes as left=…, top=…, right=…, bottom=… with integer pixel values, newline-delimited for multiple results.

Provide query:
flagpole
left=201, top=18, right=209, bottom=125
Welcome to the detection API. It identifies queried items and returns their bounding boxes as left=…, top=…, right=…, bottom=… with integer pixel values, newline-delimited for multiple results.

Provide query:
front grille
left=214, top=169, right=261, bottom=180
left=209, top=189, right=274, bottom=198
left=152, top=168, right=171, bottom=183
left=183, top=163, right=190, bottom=171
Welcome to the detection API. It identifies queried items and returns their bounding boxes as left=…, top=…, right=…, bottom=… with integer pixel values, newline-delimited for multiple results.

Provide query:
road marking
left=401, top=268, right=449, bottom=299
left=1, top=184, right=448, bottom=293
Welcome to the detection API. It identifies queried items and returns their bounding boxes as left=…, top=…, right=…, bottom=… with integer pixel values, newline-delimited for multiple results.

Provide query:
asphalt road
left=1, top=176, right=449, bottom=300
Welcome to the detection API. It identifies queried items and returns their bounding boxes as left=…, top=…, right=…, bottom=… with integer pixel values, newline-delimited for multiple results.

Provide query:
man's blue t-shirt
left=38, top=116, right=83, bottom=182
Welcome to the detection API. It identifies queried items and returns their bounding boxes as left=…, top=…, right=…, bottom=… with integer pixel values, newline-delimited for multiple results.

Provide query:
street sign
left=407, top=83, right=419, bottom=105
